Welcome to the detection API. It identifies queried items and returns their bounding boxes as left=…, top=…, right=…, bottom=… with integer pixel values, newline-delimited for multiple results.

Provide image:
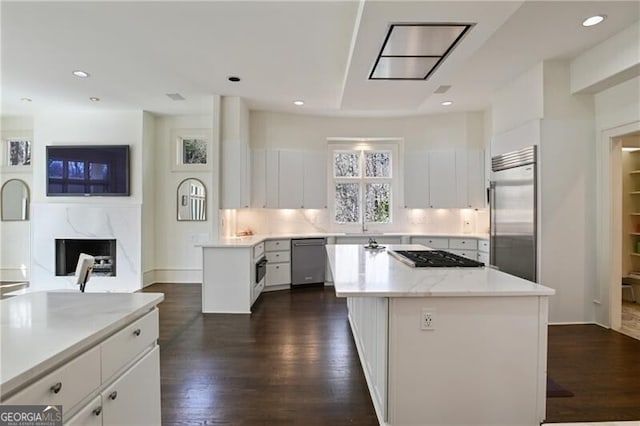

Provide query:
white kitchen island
left=0, top=291, right=164, bottom=424
left=326, top=244, right=555, bottom=426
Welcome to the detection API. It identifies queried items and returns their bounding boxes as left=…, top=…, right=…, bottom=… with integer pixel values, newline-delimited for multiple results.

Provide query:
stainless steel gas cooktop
left=389, top=250, right=485, bottom=268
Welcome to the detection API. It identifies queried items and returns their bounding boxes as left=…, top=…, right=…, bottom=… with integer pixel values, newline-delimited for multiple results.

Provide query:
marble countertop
left=326, top=244, right=554, bottom=298
left=0, top=291, right=164, bottom=398
left=201, top=232, right=490, bottom=248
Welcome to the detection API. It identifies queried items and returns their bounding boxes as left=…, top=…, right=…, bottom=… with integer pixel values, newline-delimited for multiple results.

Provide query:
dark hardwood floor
left=144, top=283, right=640, bottom=425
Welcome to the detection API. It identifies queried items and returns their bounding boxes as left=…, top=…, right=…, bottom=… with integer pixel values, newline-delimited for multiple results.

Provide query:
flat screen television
left=46, top=145, right=130, bottom=196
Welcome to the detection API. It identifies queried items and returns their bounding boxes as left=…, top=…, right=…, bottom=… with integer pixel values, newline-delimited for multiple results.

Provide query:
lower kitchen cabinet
left=265, top=239, right=291, bottom=288
left=66, top=396, right=102, bottom=426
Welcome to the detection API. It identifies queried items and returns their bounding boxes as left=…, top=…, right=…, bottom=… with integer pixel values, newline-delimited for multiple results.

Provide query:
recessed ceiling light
left=582, top=15, right=606, bottom=27
left=293, top=100, right=305, bottom=106
left=20, top=97, right=32, bottom=102
left=89, top=97, right=100, bottom=102
left=441, top=101, right=453, bottom=106
left=228, top=76, right=241, bottom=82
left=72, top=70, right=90, bottom=78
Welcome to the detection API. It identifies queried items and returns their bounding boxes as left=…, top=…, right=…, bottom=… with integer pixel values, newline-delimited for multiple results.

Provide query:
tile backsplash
left=225, top=208, right=489, bottom=236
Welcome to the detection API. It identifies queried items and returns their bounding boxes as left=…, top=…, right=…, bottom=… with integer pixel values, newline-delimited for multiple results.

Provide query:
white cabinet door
left=278, top=150, right=304, bottom=208
left=66, top=395, right=102, bottom=426
left=303, top=150, right=327, bottom=208
left=455, top=150, right=469, bottom=208
left=404, top=151, right=429, bottom=208
left=101, top=347, right=161, bottom=426
left=251, top=149, right=266, bottom=208
left=467, top=149, right=485, bottom=208
left=428, top=151, right=457, bottom=208
left=266, top=150, right=279, bottom=208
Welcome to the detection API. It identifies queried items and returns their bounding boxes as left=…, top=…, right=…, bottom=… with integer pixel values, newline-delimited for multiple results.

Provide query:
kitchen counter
left=327, top=244, right=554, bottom=426
left=326, top=244, right=553, bottom=298
left=0, top=291, right=164, bottom=398
left=201, top=232, right=489, bottom=248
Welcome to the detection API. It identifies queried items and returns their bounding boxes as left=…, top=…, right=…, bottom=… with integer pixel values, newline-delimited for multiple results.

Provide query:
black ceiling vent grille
left=166, top=93, right=186, bottom=101
left=369, top=23, right=473, bottom=81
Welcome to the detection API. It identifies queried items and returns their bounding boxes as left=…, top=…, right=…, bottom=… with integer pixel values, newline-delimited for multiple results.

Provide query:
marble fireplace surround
left=31, top=203, right=141, bottom=293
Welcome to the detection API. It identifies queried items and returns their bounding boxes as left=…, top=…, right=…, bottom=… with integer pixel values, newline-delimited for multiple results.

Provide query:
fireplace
left=55, top=239, right=117, bottom=277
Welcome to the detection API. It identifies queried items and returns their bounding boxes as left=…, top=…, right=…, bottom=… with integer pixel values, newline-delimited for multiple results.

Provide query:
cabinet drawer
left=266, top=263, right=291, bottom=286
left=66, top=395, right=102, bottom=425
left=265, top=239, right=290, bottom=252
left=101, top=308, right=159, bottom=382
left=411, top=237, right=448, bottom=249
left=449, top=238, right=478, bottom=250
left=253, top=242, right=265, bottom=259
left=478, top=252, right=489, bottom=264
left=266, top=251, right=291, bottom=263
left=449, top=249, right=478, bottom=260
left=5, top=345, right=100, bottom=412
left=478, top=239, right=489, bottom=253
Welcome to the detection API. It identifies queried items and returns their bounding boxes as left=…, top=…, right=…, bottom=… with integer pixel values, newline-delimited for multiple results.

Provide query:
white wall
left=30, top=111, right=145, bottom=291
left=491, top=61, right=596, bottom=324
left=152, top=113, right=215, bottom=285
left=571, top=20, right=640, bottom=94
left=0, top=116, right=34, bottom=281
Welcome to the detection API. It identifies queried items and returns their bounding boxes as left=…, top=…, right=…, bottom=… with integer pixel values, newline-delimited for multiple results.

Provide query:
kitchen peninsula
left=326, top=244, right=554, bottom=426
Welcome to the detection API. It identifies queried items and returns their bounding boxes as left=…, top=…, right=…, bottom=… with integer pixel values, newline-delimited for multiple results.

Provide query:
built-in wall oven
left=252, top=242, right=266, bottom=304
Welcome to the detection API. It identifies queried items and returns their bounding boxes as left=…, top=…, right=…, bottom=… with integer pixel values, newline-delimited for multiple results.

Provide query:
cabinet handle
left=133, top=328, right=141, bottom=337
left=50, top=382, right=62, bottom=394
left=275, top=266, right=279, bottom=269
left=93, top=407, right=102, bottom=416
left=109, top=391, right=118, bottom=400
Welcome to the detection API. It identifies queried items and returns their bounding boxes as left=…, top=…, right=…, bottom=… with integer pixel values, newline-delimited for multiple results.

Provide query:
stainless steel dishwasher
left=291, top=238, right=326, bottom=286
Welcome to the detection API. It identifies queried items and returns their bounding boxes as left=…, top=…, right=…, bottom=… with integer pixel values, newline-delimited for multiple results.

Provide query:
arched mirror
left=177, top=178, right=207, bottom=221
left=1, top=179, right=30, bottom=221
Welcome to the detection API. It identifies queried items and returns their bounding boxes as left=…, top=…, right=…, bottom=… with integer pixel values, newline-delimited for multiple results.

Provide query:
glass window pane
left=365, top=151, right=391, bottom=178
left=48, top=160, right=63, bottom=178
left=335, top=183, right=360, bottom=223
left=90, top=185, right=106, bottom=193
left=182, top=138, right=207, bottom=164
left=89, top=163, right=108, bottom=180
left=68, top=161, right=85, bottom=179
left=365, top=183, right=390, bottom=223
left=67, top=184, right=86, bottom=193
left=334, top=152, right=360, bottom=177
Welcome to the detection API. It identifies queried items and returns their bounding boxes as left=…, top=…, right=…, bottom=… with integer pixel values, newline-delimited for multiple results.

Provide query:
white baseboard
left=143, top=268, right=202, bottom=286
left=548, top=321, right=596, bottom=326
left=0, top=267, right=29, bottom=282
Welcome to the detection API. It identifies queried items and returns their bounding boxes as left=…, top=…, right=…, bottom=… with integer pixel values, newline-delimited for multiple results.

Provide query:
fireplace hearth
left=55, top=239, right=116, bottom=277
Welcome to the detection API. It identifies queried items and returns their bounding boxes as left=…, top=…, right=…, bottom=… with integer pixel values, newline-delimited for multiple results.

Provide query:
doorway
left=619, top=131, right=640, bottom=339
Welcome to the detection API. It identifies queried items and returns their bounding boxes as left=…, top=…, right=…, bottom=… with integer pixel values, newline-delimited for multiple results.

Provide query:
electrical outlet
left=421, top=309, right=435, bottom=331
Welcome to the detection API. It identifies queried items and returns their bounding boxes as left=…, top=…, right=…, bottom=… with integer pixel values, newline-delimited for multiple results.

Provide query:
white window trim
left=327, top=138, right=402, bottom=233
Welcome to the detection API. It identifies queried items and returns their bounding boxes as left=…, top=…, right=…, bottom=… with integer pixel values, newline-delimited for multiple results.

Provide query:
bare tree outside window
left=8, top=140, right=31, bottom=166
left=182, top=138, right=207, bottom=164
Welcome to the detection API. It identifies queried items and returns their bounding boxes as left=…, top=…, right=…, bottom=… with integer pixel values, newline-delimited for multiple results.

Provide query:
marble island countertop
left=0, top=291, right=164, bottom=398
left=200, top=232, right=490, bottom=248
left=326, top=244, right=554, bottom=298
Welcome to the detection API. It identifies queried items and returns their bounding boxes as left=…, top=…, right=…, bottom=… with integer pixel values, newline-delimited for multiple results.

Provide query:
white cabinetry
left=6, top=308, right=161, bottom=425
left=221, top=96, right=250, bottom=209
left=265, top=239, right=291, bottom=288
left=405, top=149, right=485, bottom=209
left=410, top=236, right=480, bottom=260
left=278, top=151, right=304, bottom=209
left=428, top=151, right=457, bottom=208
left=478, top=239, right=489, bottom=264
left=251, top=149, right=327, bottom=209
left=202, top=245, right=260, bottom=313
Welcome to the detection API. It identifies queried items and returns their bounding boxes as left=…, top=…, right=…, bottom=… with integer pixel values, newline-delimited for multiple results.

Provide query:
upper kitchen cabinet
left=404, top=151, right=429, bottom=208
left=404, top=148, right=485, bottom=209
left=251, top=149, right=327, bottom=209
left=220, top=97, right=251, bottom=209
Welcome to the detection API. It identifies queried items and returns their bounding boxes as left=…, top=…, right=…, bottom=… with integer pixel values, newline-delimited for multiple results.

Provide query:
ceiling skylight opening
left=293, top=100, right=305, bottom=106
left=582, top=15, right=606, bottom=27
left=72, top=70, right=90, bottom=78
left=441, top=101, right=453, bottom=106
left=370, top=23, right=474, bottom=80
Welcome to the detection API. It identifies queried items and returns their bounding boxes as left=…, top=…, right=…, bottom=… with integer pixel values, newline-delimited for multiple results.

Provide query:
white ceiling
left=2, top=1, right=639, bottom=118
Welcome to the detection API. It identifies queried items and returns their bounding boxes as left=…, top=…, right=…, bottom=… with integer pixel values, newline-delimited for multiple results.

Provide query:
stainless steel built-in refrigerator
left=489, top=146, right=537, bottom=282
